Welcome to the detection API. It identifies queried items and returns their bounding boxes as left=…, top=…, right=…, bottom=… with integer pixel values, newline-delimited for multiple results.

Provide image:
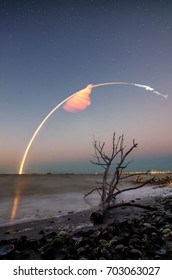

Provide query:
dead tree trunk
left=85, top=132, right=154, bottom=224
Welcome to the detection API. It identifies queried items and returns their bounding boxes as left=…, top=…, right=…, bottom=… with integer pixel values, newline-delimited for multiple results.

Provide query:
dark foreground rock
left=1, top=196, right=172, bottom=260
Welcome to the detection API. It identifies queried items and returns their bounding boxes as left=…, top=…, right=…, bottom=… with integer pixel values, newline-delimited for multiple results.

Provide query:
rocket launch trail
left=19, top=81, right=167, bottom=175
left=10, top=81, right=167, bottom=221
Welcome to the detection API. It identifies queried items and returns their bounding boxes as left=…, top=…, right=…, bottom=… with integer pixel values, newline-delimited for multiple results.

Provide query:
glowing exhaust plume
left=63, top=84, right=92, bottom=112
left=18, top=85, right=92, bottom=174
left=19, top=81, right=167, bottom=175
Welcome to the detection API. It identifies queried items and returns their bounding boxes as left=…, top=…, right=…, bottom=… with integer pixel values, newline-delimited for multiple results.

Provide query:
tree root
left=90, top=201, right=157, bottom=224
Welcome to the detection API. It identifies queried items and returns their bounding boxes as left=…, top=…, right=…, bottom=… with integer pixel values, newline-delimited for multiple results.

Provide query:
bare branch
left=89, top=131, right=152, bottom=224
left=84, top=187, right=102, bottom=198
left=113, top=177, right=155, bottom=199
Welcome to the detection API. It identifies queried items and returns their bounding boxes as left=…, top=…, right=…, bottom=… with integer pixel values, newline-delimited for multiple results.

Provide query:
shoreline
left=0, top=187, right=169, bottom=240
left=1, top=190, right=172, bottom=259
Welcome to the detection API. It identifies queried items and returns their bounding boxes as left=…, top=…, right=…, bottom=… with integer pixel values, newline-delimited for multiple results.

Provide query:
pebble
left=98, top=239, right=108, bottom=246
left=41, top=247, right=56, bottom=260
left=52, top=237, right=64, bottom=247
left=114, top=244, right=125, bottom=251
left=77, top=247, right=85, bottom=254
left=162, top=228, right=170, bottom=234
left=58, top=231, right=68, bottom=237
left=0, top=244, right=15, bottom=256
left=130, top=249, right=142, bottom=258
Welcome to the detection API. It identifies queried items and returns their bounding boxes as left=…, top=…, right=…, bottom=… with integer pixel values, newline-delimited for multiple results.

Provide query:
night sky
left=0, top=0, right=172, bottom=174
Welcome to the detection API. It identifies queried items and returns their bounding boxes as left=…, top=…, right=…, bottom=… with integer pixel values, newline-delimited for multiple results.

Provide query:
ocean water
left=0, top=174, right=171, bottom=227
left=0, top=174, right=101, bottom=226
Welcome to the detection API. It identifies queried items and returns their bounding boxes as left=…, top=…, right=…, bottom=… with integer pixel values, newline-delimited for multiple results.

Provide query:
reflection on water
left=10, top=176, right=34, bottom=222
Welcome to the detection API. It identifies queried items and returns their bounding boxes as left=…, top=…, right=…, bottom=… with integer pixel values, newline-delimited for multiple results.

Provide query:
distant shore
left=0, top=171, right=172, bottom=176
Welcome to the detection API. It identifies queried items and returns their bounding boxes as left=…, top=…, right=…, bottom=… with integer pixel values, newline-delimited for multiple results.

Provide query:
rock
left=163, top=224, right=170, bottom=229
left=166, top=215, right=172, bottom=223
left=52, top=237, right=64, bottom=248
left=101, top=248, right=111, bottom=259
left=84, top=244, right=91, bottom=250
left=92, top=230, right=101, bottom=239
left=98, top=239, right=108, bottom=246
left=90, top=248, right=99, bottom=259
left=130, top=248, right=142, bottom=258
left=77, top=247, right=85, bottom=254
left=75, top=238, right=83, bottom=248
left=114, top=244, right=125, bottom=251
left=0, top=244, right=15, bottom=257
left=45, top=232, right=57, bottom=242
left=143, top=223, right=157, bottom=231
left=151, top=245, right=166, bottom=256
left=58, top=230, right=68, bottom=237
left=165, top=241, right=172, bottom=251
left=41, top=247, right=56, bottom=259
left=109, top=237, right=119, bottom=246
left=143, top=223, right=152, bottom=228
left=163, top=233, right=170, bottom=238
left=162, top=228, right=170, bottom=234
left=151, top=236, right=164, bottom=245
left=106, top=225, right=116, bottom=232
left=129, top=237, right=142, bottom=245
left=28, top=239, right=38, bottom=248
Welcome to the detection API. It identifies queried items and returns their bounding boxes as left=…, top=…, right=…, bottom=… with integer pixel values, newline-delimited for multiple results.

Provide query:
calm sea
left=0, top=174, right=102, bottom=226
left=0, top=174, right=171, bottom=227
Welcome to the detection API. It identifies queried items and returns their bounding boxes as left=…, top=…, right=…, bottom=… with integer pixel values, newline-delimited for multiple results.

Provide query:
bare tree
left=85, top=132, right=155, bottom=224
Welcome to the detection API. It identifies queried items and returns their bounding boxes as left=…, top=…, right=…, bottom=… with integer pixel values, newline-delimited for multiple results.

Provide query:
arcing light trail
left=19, top=82, right=168, bottom=175
left=10, top=81, right=167, bottom=222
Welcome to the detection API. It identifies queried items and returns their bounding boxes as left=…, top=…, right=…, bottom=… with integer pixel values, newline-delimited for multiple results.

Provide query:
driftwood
left=90, top=200, right=157, bottom=224
left=87, top=132, right=156, bottom=224
left=113, top=177, right=155, bottom=199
